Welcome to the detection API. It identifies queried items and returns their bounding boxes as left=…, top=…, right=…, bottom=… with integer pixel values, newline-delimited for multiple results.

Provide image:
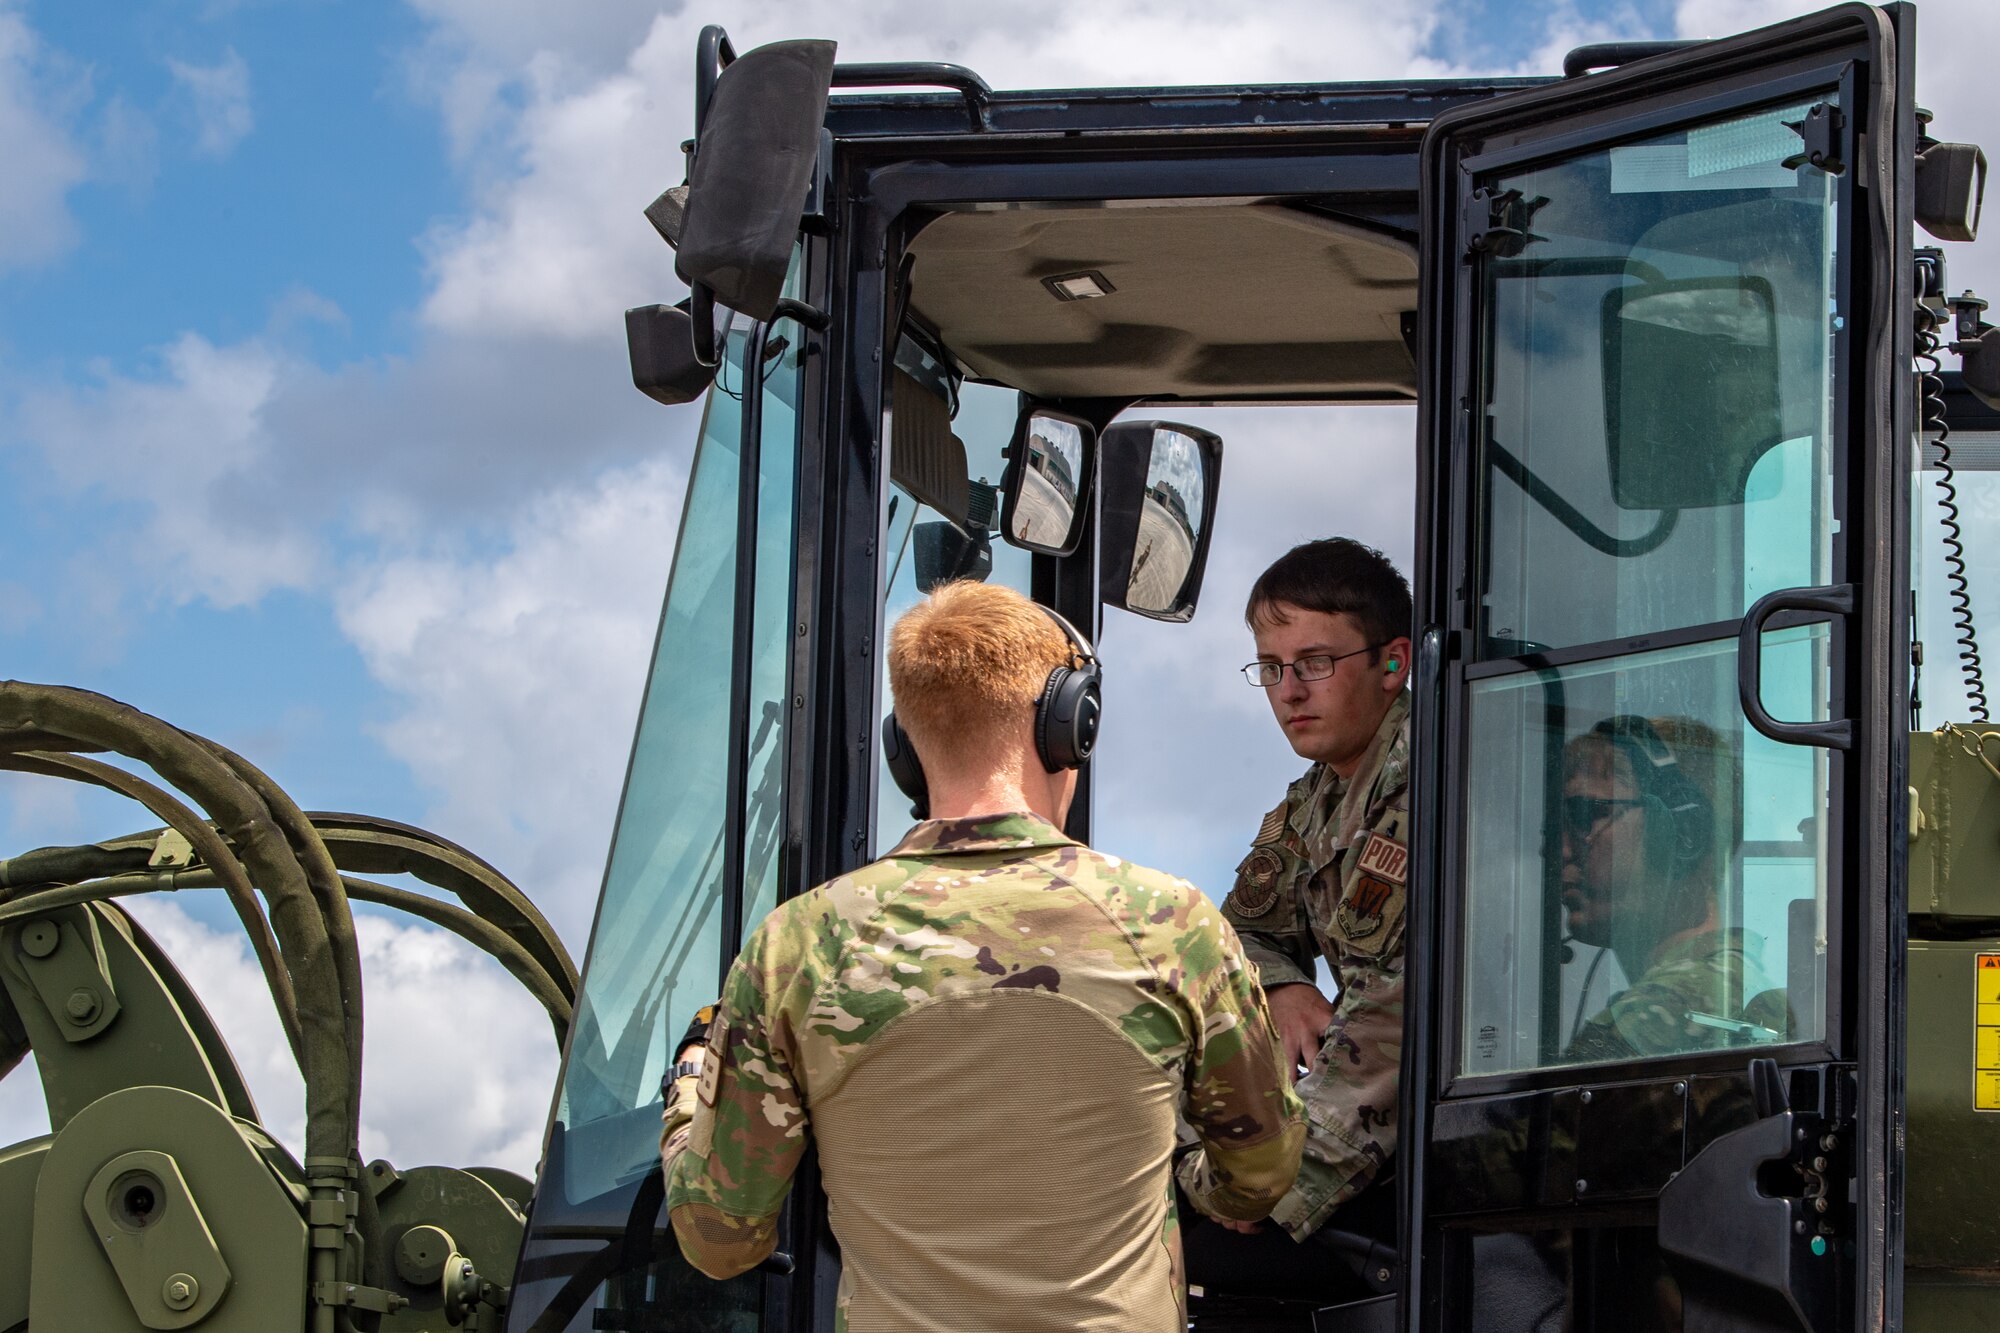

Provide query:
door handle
left=1737, top=583, right=1853, bottom=751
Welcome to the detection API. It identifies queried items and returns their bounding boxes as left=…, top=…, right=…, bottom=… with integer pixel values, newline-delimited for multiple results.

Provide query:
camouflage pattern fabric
left=1208, top=692, right=1410, bottom=1241
left=1565, top=927, right=1787, bottom=1065
left=659, top=810, right=1304, bottom=1320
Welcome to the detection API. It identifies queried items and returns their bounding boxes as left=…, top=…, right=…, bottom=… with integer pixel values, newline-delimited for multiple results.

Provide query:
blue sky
left=3, top=0, right=1997, bottom=1170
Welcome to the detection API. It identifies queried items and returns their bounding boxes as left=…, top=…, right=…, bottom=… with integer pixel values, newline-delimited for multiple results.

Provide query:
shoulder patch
left=1227, top=846, right=1286, bottom=918
left=1354, top=831, right=1408, bottom=887
left=1254, top=803, right=1287, bottom=847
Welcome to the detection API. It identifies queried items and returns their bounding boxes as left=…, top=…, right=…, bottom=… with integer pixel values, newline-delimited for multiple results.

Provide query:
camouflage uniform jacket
left=1208, top=692, right=1410, bottom=1241
left=660, top=811, right=1304, bottom=1329
left=1566, top=927, right=1784, bottom=1065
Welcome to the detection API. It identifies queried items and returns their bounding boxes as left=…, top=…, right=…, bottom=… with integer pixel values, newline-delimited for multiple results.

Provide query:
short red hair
left=887, top=581, right=1072, bottom=764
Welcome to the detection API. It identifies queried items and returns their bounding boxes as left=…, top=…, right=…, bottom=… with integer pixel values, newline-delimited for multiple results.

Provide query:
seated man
left=660, top=579, right=1304, bottom=1332
left=1180, top=538, right=1412, bottom=1303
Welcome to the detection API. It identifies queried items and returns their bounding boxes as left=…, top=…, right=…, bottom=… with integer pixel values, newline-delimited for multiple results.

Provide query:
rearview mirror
left=1099, top=421, right=1223, bottom=623
left=675, top=39, right=835, bottom=323
left=1001, top=408, right=1096, bottom=557
left=1602, top=277, right=1782, bottom=510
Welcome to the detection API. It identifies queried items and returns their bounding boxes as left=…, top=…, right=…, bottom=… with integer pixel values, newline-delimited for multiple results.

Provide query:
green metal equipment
left=0, top=681, right=576, bottom=1332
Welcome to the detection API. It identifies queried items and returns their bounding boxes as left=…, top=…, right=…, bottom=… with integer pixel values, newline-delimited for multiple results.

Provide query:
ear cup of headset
left=1591, top=715, right=1711, bottom=882
left=881, top=713, right=930, bottom=819
left=1035, top=660, right=1102, bottom=773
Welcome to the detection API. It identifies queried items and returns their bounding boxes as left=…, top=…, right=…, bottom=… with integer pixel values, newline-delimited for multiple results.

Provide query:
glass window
left=551, top=287, right=802, bottom=1208
left=1477, top=97, right=1842, bottom=655
left=1458, top=629, right=1829, bottom=1077
left=872, top=377, right=1035, bottom=854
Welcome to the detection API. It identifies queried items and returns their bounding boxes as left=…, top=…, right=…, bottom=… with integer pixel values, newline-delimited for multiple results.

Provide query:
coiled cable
left=1916, top=302, right=1989, bottom=722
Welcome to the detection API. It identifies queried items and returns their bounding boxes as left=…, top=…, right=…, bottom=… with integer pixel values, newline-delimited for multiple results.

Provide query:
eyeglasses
left=1240, top=642, right=1386, bottom=688
left=1562, top=796, right=1644, bottom=840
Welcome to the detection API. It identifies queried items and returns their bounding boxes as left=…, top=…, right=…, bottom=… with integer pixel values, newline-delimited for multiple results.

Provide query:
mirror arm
left=771, top=296, right=829, bottom=332
left=694, top=25, right=738, bottom=138
left=1487, top=439, right=1679, bottom=558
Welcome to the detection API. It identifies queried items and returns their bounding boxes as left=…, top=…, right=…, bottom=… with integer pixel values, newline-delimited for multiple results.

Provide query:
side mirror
left=1099, top=421, right=1223, bottom=623
left=1000, top=408, right=1096, bottom=557
left=625, top=301, right=718, bottom=406
left=1601, top=276, right=1782, bottom=510
left=675, top=38, right=836, bottom=324
left=1916, top=140, right=1986, bottom=243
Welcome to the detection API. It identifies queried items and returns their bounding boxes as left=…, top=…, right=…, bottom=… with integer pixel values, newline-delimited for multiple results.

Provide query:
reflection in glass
left=1459, top=631, right=1829, bottom=1076
left=876, top=382, right=1036, bottom=855
left=1008, top=414, right=1084, bottom=549
left=1126, top=428, right=1206, bottom=615
left=551, top=302, right=801, bottom=1209
left=1478, top=96, right=1841, bottom=654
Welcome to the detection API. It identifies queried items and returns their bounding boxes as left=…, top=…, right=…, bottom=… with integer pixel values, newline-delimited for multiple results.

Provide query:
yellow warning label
left=1979, top=956, right=2000, bottom=1113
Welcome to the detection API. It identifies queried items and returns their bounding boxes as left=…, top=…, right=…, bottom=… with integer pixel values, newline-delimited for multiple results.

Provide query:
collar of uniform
left=1288, top=691, right=1411, bottom=846
left=888, top=811, right=1079, bottom=857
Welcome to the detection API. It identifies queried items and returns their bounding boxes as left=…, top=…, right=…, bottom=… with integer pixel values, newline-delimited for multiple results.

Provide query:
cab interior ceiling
left=903, top=200, right=1419, bottom=402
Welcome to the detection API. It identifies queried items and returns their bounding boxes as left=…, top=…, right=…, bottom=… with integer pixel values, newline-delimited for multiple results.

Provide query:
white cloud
left=334, top=452, right=686, bottom=940
left=166, top=47, right=253, bottom=159
left=0, top=900, right=562, bottom=1173
left=0, top=4, right=87, bottom=271
left=16, top=331, right=317, bottom=608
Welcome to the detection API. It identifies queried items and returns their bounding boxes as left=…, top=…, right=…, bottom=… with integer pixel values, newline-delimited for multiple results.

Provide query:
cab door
left=1408, top=6, right=1913, bottom=1331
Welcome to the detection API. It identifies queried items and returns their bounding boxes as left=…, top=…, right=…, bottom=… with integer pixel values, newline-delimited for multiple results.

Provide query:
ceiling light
left=1042, top=270, right=1115, bottom=302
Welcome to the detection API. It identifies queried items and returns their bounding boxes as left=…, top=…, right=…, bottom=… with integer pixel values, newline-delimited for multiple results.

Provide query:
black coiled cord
left=1916, top=303, right=1989, bottom=722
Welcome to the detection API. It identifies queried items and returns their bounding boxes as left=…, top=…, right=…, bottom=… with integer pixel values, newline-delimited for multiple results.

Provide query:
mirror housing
left=1957, top=322, right=2000, bottom=411
left=1099, top=420, right=1223, bottom=623
left=1001, top=407, right=1096, bottom=557
left=1601, top=277, right=1782, bottom=510
left=1916, top=140, right=1986, bottom=244
left=675, top=39, right=835, bottom=323
left=625, top=301, right=717, bottom=406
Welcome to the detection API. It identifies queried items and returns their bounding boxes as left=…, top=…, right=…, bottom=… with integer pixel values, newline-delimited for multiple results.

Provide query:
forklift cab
left=507, top=6, right=2000, bottom=1331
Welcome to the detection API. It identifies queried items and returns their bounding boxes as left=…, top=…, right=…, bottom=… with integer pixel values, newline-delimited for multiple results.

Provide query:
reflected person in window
left=659, top=580, right=1302, bottom=1332
left=1181, top=538, right=1413, bottom=1292
left=1560, top=714, right=1787, bottom=1062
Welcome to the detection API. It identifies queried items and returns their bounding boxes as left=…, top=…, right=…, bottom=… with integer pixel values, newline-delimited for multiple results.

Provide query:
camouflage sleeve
left=1222, top=797, right=1319, bottom=992
left=1273, top=945, right=1401, bottom=1238
left=661, top=927, right=810, bottom=1280
left=1175, top=909, right=1306, bottom=1222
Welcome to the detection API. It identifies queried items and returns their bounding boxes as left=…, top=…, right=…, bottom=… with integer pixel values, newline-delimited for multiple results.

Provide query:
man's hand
left=1212, top=1216, right=1264, bottom=1235
left=1265, top=982, right=1335, bottom=1081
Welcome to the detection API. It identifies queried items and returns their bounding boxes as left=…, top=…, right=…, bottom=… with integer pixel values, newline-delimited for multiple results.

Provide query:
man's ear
left=1381, top=636, right=1414, bottom=690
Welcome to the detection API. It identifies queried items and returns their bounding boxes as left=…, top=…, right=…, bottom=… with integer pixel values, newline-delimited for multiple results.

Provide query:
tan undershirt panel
left=811, top=988, right=1182, bottom=1333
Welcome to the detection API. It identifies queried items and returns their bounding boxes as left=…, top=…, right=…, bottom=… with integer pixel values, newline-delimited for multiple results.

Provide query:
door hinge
left=1462, top=186, right=1548, bottom=260
left=1783, top=102, right=1847, bottom=176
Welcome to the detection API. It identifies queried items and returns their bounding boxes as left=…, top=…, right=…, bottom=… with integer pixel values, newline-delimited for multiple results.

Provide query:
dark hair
left=1245, top=538, right=1413, bottom=655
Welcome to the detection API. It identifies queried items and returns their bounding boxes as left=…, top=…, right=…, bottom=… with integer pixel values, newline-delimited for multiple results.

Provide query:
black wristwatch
left=672, top=1059, right=704, bottom=1082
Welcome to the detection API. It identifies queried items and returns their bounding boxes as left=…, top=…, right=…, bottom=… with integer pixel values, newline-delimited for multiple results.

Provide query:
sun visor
left=889, top=369, right=971, bottom=531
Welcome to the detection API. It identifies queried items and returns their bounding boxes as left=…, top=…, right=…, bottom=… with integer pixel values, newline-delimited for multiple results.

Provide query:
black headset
left=881, top=606, right=1103, bottom=820
left=1588, top=714, right=1713, bottom=882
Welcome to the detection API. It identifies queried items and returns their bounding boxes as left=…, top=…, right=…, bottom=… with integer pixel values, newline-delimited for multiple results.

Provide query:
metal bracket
left=1783, top=102, right=1847, bottom=176
left=1462, top=187, right=1547, bottom=260
left=311, top=1280, right=408, bottom=1315
left=84, top=1149, right=232, bottom=1330
left=9, top=910, right=122, bottom=1043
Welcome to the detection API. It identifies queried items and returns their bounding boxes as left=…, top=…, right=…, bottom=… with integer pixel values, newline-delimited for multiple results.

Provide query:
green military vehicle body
left=8, top=2, right=2000, bottom=1330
